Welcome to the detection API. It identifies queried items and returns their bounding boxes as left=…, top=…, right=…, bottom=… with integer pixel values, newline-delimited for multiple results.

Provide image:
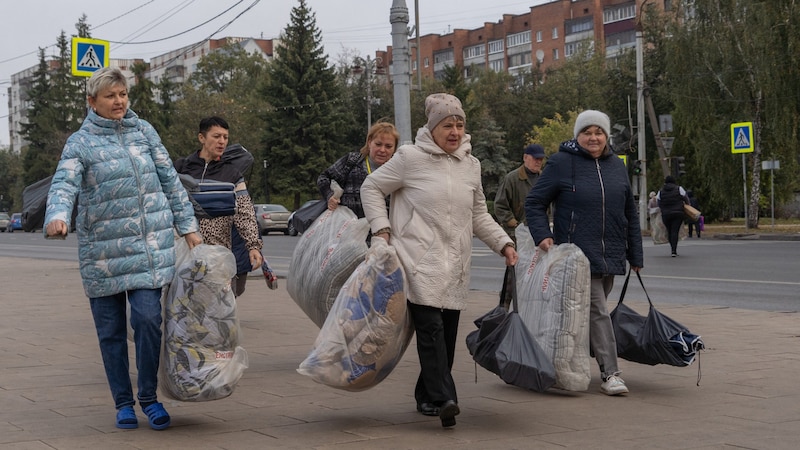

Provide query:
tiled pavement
left=1, top=256, right=798, bottom=449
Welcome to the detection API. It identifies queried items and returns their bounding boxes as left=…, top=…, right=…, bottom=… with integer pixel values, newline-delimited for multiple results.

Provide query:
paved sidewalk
left=1, top=256, right=798, bottom=449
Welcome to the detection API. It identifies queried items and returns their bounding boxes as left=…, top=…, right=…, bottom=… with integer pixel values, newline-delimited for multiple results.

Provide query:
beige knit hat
left=425, top=93, right=465, bottom=131
left=573, top=110, right=611, bottom=138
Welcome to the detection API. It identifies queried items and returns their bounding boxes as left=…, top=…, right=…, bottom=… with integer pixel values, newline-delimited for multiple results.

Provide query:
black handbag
left=466, top=268, right=557, bottom=393
left=291, top=198, right=328, bottom=235
left=610, top=269, right=705, bottom=367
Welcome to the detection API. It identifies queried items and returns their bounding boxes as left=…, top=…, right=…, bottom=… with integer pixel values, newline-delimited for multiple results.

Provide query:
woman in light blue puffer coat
left=45, top=67, right=201, bottom=431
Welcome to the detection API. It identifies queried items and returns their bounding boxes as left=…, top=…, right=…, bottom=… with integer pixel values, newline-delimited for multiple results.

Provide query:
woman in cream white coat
left=361, top=93, right=517, bottom=428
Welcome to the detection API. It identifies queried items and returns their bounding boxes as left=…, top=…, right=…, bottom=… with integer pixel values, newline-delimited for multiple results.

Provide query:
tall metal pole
left=636, top=28, right=647, bottom=230
left=263, top=159, right=270, bottom=203
left=366, top=56, right=373, bottom=131
left=391, top=0, right=412, bottom=144
left=415, top=0, right=421, bottom=90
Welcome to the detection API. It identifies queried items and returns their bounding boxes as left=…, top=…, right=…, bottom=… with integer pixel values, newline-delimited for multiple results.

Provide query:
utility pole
left=636, top=25, right=647, bottom=230
left=390, top=0, right=412, bottom=144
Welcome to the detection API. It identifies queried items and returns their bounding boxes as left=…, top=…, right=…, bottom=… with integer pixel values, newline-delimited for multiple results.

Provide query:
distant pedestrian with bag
left=44, top=67, right=202, bottom=430
left=317, top=121, right=399, bottom=219
left=686, top=190, right=702, bottom=238
left=657, top=175, right=690, bottom=256
left=361, top=93, right=517, bottom=427
left=525, top=109, right=643, bottom=396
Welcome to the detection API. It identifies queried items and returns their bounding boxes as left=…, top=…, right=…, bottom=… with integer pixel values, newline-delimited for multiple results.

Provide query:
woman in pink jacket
left=361, top=93, right=518, bottom=428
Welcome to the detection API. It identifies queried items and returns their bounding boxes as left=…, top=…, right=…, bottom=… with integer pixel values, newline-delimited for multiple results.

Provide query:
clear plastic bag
left=297, top=239, right=413, bottom=391
left=515, top=225, right=591, bottom=391
left=159, top=239, right=248, bottom=401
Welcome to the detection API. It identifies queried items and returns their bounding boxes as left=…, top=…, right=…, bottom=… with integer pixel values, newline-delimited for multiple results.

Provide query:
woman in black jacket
left=525, top=110, right=644, bottom=396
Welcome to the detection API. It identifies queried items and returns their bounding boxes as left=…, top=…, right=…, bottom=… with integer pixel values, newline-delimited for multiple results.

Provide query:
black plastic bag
left=291, top=198, right=328, bottom=235
left=610, top=270, right=704, bottom=367
left=466, top=268, right=556, bottom=393
left=22, top=175, right=78, bottom=232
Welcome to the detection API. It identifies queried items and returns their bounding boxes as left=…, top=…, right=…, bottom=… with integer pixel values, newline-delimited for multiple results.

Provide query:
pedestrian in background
left=44, top=67, right=202, bottom=430
left=494, top=143, right=546, bottom=241
left=525, top=109, right=643, bottom=396
left=317, top=121, right=399, bottom=219
left=657, top=175, right=690, bottom=256
left=686, top=190, right=702, bottom=238
left=361, top=93, right=518, bottom=428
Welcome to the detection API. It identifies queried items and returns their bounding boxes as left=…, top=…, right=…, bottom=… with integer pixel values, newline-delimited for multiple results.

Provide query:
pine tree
left=20, top=50, right=59, bottom=184
left=128, top=61, right=160, bottom=126
left=260, top=0, right=347, bottom=209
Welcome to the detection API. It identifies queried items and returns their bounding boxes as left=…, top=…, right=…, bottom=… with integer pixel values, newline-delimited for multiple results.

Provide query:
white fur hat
left=574, top=110, right=611, bottom=138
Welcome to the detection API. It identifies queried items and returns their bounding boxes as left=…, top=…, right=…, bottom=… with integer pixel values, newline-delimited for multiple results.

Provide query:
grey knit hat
left=425, top=93, right=465, bottom=131
left=573, top=110, right=611, bottom=138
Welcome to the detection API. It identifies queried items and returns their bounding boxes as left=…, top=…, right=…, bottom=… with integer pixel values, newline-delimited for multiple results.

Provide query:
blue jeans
left=90, top=288, right=163, bottom=409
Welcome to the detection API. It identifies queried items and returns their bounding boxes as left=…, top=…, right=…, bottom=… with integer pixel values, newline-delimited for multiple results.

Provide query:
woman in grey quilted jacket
left=45, top=67, right=201, bottom=431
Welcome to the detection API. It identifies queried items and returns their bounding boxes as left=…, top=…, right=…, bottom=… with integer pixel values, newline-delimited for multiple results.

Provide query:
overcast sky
left=0, top=0, right=549, bottom=147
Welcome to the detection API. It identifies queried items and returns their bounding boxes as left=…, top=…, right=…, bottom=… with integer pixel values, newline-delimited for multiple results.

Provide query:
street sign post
left=731, top=122, right=754, bottom=229
left=71, top=37, right=109, bottom=77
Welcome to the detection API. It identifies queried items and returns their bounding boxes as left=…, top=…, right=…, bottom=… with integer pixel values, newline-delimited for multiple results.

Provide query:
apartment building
left=147, top=37, right=274, bottom=88
left=385, top=0, right=661, bottom=83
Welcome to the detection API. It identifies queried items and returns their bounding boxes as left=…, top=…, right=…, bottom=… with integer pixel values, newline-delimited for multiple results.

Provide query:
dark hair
left=665, top=175, right=676, bottom=184
left=199, top=116, right=229, bottom=134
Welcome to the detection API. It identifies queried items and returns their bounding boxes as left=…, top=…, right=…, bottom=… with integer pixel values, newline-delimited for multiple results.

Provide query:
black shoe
left=439, top=400, right=460, bottom=428
left=671, top=252, right=677, bottom=257
left=416, top=402, right=439, bottom=416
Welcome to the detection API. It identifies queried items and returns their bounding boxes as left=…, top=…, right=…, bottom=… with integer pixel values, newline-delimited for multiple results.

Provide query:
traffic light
left=632, top=160, right=642, bottom=176
left=672, top=156, right=686, bottom=178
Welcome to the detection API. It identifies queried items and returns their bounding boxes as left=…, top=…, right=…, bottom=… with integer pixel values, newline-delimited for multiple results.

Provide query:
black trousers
left=662, top=214, right=684, bottom=253
left=408, top=302, right=460, bottom=406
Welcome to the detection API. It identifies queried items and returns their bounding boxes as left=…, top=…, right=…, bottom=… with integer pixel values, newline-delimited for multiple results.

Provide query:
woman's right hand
left=45, top=220, right=68, bottom=239
left=537, top=237, right=554, bottom=252
left=327, top=196, right=340, bottom=211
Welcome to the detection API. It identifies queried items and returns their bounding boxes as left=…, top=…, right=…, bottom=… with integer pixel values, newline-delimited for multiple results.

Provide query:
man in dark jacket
left=494, top=143, right=546, bottom=241
left=657, top=175, right=689, bottom=256
left=525, top=110, right=644, bottom=396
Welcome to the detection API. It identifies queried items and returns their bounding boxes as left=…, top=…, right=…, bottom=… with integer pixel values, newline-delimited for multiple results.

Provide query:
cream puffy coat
left=361, top=127, right=512, bottom=310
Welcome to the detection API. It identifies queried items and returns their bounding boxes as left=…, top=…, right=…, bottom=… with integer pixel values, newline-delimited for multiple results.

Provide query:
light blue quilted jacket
left=45, top=108, right=198, bottom=298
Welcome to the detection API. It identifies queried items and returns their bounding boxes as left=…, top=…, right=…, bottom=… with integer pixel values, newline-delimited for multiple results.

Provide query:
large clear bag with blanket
left=158, top=238, right=248, bottom=401
left=515, top=225, right=591, bottom=391
left=287, top=202, right=369, bottom=328
left=297, top=238, right=413, bottom=391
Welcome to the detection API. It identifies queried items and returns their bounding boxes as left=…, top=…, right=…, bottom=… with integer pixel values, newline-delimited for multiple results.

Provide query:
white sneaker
left=600, top=375, right=629, bottom=395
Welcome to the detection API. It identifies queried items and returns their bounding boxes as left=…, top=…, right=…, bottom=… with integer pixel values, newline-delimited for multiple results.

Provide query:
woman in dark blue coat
left=525, top=110, right=644, bottom=396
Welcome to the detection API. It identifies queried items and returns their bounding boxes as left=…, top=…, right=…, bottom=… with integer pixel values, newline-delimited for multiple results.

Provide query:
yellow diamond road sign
left=71, top=37, right=109, bottom=77
left=730, top=122, right=754, bottom=154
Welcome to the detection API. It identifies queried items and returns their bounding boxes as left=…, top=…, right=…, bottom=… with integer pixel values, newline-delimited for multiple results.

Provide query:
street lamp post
left=352, top=55, right=384, bottom=133
left=262, top=159, right=270, bottom=203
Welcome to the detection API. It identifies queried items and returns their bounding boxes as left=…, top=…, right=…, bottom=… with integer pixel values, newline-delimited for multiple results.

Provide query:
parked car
left=288, top=199, right=323, bottom=236
left=255, top=203, right=291, bottom=235
left=7, top=213, right=23, bottom=232
left=0, top=212, right=9, bottom=232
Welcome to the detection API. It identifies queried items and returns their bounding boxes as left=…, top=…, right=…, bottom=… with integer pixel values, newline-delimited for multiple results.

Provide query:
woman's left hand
left=631, top=266, right=642, bottom=273
left=249, top=249, right=263, bottom=270
left=502, top=245, right=518, bottom=266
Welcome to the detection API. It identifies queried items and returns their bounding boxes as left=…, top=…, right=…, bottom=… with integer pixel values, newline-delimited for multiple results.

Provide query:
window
left=509, top=52, right=532, bottom=68
left=488, top=39, right=504, bottom=54
left=536, top=30, right=542, bottom=42
left=552, top=27, right=559, bottom=39
left=507, top=30, right=531, bottom=48
left=603, top=3, right=636, bottom=24
left=552, top=48, right=559, bottom=60
left=424, top=57, right=429, bottom=68
left=489, top=59, right=504, bottom=72
left=463, top=44, right=485, bottom=59
left=434, top=50, right=454, bottom=65
left=566, top=17, right=593, bottom=35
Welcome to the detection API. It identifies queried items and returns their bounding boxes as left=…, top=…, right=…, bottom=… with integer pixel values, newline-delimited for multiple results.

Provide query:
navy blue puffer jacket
left=525, top=140, right=643, bottom=275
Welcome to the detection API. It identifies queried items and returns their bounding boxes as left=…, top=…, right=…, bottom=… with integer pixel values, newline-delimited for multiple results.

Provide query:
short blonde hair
left=86, top=67, right=128, bottom=98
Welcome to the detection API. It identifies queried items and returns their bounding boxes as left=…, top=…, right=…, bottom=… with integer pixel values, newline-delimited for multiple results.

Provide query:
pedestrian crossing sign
left=730, top=122, right=754, bottom=154
left=71, top=37, right=109, bottom=77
